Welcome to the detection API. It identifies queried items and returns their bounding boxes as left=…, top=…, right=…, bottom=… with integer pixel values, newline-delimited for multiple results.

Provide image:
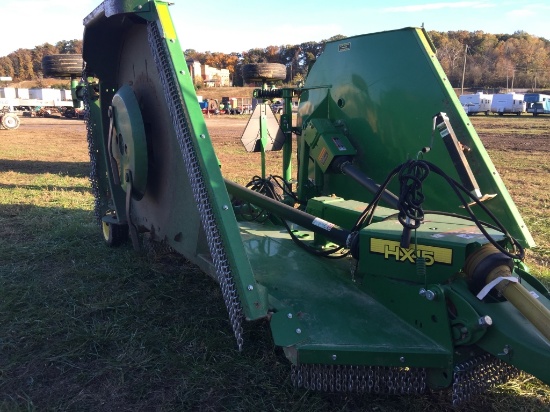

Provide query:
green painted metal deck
left=239, top=221, right=450, bottom=368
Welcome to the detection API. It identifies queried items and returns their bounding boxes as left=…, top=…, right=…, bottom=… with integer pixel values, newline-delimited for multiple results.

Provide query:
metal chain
left=292, top=355, right=518, bottom=406
left=452, top=353, right=520, bottom=406
left=82, top=63, right=102, bottom=225
left=291, top=364, right=427, bottom=395
left=147, top=21, right=245, bottom=350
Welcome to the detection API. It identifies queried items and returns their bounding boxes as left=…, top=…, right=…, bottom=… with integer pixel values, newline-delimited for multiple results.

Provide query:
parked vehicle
left=524, top=93, right=550, bottom=116
left=459, top=92, right=492, bottom=115
left=271, top=100, right=298, bottom=114
left=490, top=93, right=526, bottom=115
left=0, top=101, right=20, bottom=130
left=0, top=110, right=20, bottom=130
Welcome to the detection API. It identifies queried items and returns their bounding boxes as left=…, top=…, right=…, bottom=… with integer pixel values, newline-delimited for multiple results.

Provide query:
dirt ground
left=2, top=111, right=549, bottom=182
left=471, top=116, right=550, bottom=152
left=6, top=111, right=548, bottom=150
left=2, top=112, right=549, bottom=182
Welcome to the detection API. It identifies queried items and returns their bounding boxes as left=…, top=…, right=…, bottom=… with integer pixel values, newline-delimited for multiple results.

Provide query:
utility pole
left=461, top=44, right=468, bottom=95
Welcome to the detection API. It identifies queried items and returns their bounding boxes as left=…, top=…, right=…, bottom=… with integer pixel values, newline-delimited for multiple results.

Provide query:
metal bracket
left=124, top=170, right=140, bottom=251
left=434, top=112, right=482, bottom=199
left=107, top=105, right=121, bottom=186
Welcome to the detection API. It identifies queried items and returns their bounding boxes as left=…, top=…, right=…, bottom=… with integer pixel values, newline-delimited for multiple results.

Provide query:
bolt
left=222, top=205, right=229, bottom=210
left=425, top=290, right=436, bottom=301
left=399, top=357, right=405, bottom=363
left=478, top=315, right=493, bottom=328
left=420, top=288, right=438, bottom=301
left=331, top=354, right=337, bottom=361
left=247, top=284, right=253, bottom=291
left=180, top=70, right=185, bottom=74
left=296, top=328, right=302, bottom=334
left=199, top=134, right=206, bottom=139
left=287, top=313, right=293, bottom=319
left=137, top=5, right=142, bottom=9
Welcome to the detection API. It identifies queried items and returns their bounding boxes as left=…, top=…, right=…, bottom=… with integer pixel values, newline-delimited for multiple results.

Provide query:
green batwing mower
left=80, top=1, right=550, bottom=405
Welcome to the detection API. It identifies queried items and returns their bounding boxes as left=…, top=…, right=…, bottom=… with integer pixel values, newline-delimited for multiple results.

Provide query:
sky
left=1, top=0, right=550, bottom=57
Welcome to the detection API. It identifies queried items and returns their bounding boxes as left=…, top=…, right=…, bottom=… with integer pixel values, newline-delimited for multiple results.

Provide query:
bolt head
left=247, top=284, right=253, bottom=291
left=331, top=354, right=337, bottom=361
left=287, top=313, right=293, bottom=319
left=295, top=328, right=301, bottom=334
left=425, top=290, right=436, bottom=301
left=478, top=315, right=493, bottom=327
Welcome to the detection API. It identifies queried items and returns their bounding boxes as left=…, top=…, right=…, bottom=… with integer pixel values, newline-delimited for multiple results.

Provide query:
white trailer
left=0, top=87, right=17, bottom=99
left=490, top=93, right=526, bottom=116
left=459, top=92, right=493, bottom=115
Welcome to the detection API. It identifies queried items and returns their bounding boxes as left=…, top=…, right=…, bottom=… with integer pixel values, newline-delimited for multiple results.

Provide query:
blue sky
left=1, top=0, right=550, bottom=57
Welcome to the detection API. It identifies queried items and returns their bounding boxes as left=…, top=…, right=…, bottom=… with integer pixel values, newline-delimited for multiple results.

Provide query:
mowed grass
left=0, top=116, right=549, bottom=411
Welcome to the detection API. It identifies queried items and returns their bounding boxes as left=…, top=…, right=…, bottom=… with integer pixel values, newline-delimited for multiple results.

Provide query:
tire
left=1, top=113, right=20, bottom=130
left=42, top=54, right=83, bottom=77
left=242, top=63, right=286, bottom=82
left=102, top=220, right=129, bottom=247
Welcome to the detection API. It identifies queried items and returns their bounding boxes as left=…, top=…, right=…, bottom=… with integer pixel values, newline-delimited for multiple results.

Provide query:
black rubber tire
left=64, top=108, right=75, bottom=119
left=242, top=63, right=286, bottom=82
left=1, top=113, right=20, bottom=130
left=102, top=220, right=129, bottom=247
left=42, top=54, right=83, bottom=77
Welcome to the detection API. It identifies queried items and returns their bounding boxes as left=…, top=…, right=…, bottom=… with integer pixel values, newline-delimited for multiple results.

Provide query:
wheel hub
left=111, top=84, right=148, bottom=199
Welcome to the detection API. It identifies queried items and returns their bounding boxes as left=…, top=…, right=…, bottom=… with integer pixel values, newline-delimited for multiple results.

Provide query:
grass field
left=0, top=114, right=549, bottom=411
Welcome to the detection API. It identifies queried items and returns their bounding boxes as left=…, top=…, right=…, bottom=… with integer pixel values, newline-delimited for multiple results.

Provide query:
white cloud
left=506, top=8, right=535, bottom=18
left=383, top=1, right=494, bottom=13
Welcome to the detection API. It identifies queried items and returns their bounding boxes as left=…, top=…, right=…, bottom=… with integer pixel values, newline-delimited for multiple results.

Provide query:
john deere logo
left=338, top=43, right=351, bottom=52
left=370, top=238, right=452, bottom=266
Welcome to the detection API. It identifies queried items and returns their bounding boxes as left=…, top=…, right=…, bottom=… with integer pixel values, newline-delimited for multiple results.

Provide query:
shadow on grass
left=0, top=159, right=91, bottom=178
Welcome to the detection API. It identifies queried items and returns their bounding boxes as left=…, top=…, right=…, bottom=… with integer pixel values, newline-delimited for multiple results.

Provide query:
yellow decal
left=370, top=238, right=452, bottom=266
left=157, top=4, right=177, bottom=40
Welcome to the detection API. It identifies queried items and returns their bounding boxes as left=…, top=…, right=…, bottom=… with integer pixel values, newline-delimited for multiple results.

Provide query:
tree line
left=1, top=31, right=549, bottom=90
